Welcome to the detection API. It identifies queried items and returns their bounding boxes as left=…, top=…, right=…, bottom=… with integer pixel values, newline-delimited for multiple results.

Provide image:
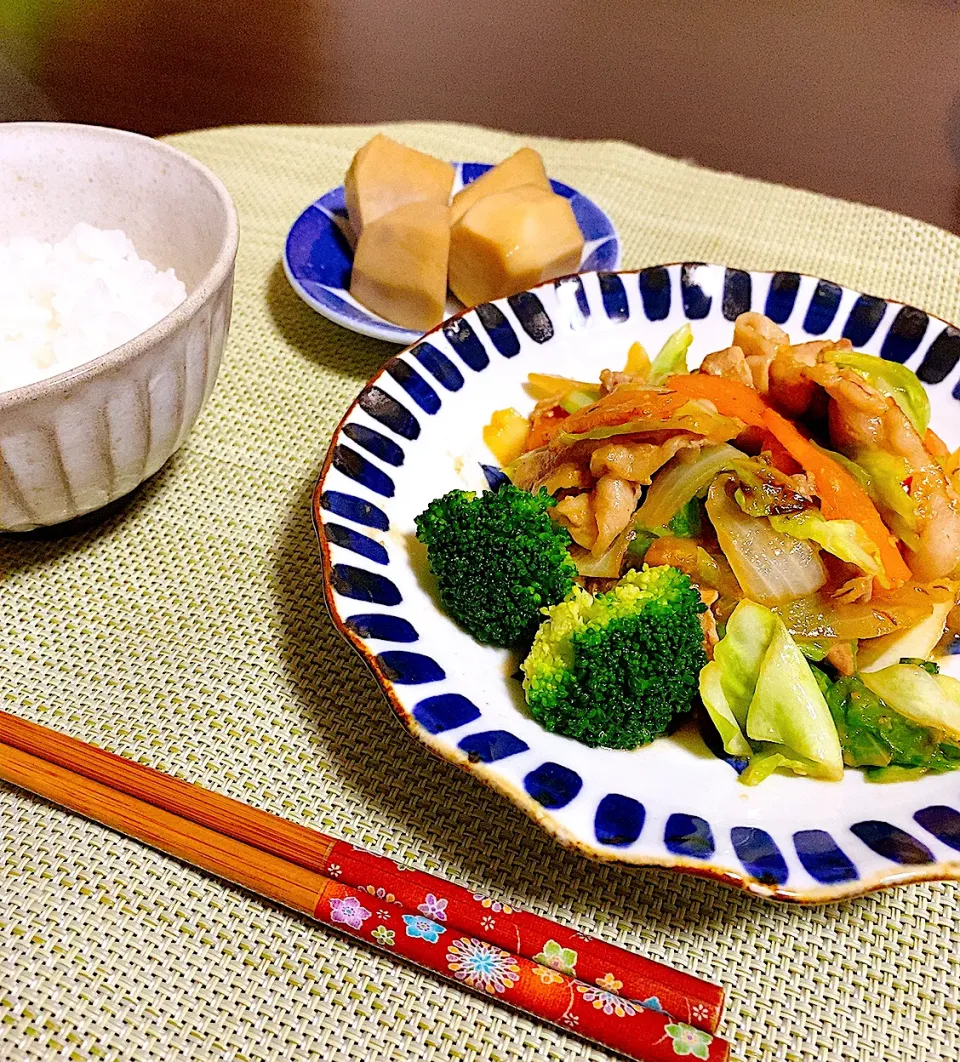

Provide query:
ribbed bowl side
left=0, top=269, right=233, bottom=532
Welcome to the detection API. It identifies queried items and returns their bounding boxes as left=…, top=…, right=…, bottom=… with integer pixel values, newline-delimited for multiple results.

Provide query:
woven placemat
left=2, top=122, right=959, bottom=1062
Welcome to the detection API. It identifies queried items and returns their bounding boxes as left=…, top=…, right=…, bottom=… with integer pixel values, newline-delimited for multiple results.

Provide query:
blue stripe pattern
left=680, top=264, right=712, bottom=319
left=913, top=806, right=960, bottom=852
left=764, top=271, right=800, bottom=324
left=385, top=360, right=441, bottom=414
left=458, top=730, right=530, bottom=763
left=319, top=490, right=389, bottom=531
left=330, top=564, right=402, bottom=606
left=376, top=651, right=445, bottom=684
left=918, top=326, right=960, bottom=384
left=358, top=387, right=420, bottom=440
left=343, top=423, right=404, bottom=466
left=475, top=303, right=521, bottom=357
left=508, top=292, right=554, bottom=342
left=793, top=830, right=858, bottom=884
left=318, top=265, right=960, bottom=895
left=850, top=821, right=933, bottom=864
left=802, top=280, right=842, bottom=335
left=333, top=445, right=395, bottom=497
left=345, top=614, right=418, bottom=642
left=722, top=269, right=751, bottom=320
left=481, top=464, right=510, bottom=490
left=324, top=522, right=389, bottom=564
left=598, top=273, right=629, bottom=321
left=556, top=275, right=591, bottom=320
left=443, top=319, right=489, bottom=371
left=411, top=342, right=465, bottom=391
left=842, top=294, right=887, bottom=347
left=413, top=693, right=482, bottom=734
left=638, top=267, right=671, bottom=320
left=523, top=762, right=582, bottom=808
left=594, top=794, right=645, bottom=847
left=880, top=307, right=928, bottom=363
left=663, top=814, right=715, bottom=859
left=731, top=826, right=789, bottom=885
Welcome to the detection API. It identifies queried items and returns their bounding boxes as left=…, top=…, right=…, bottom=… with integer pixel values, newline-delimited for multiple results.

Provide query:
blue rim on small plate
left=284, top=162, right=620, bottom=344
left=313, top=264, right=960, bottom=903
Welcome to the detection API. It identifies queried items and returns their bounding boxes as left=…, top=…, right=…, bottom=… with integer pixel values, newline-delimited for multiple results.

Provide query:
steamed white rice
left=0, top=222, right=187, bottom=394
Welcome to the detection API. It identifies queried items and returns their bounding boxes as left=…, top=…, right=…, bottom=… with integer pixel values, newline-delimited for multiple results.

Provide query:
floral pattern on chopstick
left=417, top=892, right=448, bottom=921
left=577, top=981, right=638, bottom=1018
left=340, top=845, right=722, bottom=1030
left=472, top=893, right=515, bottom=914
left=319, top=840, right=724, bottom=1039
left=532, top=939, right=578, bottom=976
left=446, top=937, right=521, bottom=994
left=371, top=925, right=395, bottom=947
left=314, top=878, right=726, bottom=1062
left=663, top=1024, right=715, bottom=1059
left=402, top=914, right=446, bottom=943
left=362, top=884, right=402, bottom=905
left=328, top=895, right=371, bottom=929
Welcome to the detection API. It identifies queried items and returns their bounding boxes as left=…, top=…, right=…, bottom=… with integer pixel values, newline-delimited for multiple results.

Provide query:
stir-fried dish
left=414, top=313, right=960, bottom=783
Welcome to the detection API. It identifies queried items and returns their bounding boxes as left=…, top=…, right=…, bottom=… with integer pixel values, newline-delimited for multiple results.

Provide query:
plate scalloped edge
left=313, top=264, right=960, bottom=903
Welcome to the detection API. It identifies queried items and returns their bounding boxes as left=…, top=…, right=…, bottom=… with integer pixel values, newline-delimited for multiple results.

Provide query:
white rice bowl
left=0, top=222, right=187, bottom=394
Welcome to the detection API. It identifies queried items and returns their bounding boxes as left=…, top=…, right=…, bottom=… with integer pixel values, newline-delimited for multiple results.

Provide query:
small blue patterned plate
left=283, top=163, right=620, bottom=344
left=314, top=264, right=960, bottom=902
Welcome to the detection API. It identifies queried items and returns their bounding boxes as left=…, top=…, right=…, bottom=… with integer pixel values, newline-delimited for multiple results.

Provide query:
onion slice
left=705, top=475, right=826, bottom=605
left=635, top=443, right=743, bottom=530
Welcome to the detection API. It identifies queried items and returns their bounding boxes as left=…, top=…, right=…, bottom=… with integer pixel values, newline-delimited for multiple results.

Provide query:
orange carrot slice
left=525, top=405, right=568, bottom=450
left=666, top=373, right=770, bottom=426
left=924, top=428, right=950, bottom=458
left=665, top=372, right=911, bottom=584
left=761, top=407, right=912, bottom=585
left=559, top=388, right=690, bottom=435
left=762, top=432, right=802, bottom=475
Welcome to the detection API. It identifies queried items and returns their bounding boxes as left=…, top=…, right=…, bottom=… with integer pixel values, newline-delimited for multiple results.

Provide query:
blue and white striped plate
left=284, top=162, right=620, bottom=344
left=314, top=264, right=960, bottom=902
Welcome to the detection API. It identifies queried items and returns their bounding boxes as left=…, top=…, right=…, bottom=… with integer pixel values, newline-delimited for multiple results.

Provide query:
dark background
left=3, top=0, right=960, bottom=232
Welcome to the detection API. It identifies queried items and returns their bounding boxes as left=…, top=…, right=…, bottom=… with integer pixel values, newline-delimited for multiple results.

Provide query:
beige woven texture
left=2, top=123, right=960, bottom=1062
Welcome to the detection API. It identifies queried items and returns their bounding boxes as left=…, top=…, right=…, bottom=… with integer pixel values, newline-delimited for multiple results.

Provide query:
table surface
left=2, top=0, right=960, bottom=233
left=2, top=120, right=960, bottom=1062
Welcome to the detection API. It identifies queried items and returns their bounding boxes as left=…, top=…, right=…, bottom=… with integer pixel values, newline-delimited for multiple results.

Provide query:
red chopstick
left=0, top=709, right=724, bottom=1033
left=315, top=837, right=721, bottom=1030
left=2, top=740, right=730, bottom=1062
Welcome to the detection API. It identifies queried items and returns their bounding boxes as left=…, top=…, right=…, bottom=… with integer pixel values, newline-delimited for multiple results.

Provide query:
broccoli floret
left=414, top=483, right=577, bottom=648
left=522, top=566, right=707, bottom=749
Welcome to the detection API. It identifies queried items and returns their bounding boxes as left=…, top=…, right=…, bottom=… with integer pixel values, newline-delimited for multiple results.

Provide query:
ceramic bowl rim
left=0, top=122, right=239, bottom=413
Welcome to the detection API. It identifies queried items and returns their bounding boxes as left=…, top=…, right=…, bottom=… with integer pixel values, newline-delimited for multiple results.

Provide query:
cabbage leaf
left=647, top=323, right=693, bottom=385
left=699, top=600, right=844, bottom=782
left=860, top=664, right=960, bottom=743
left=819, top=667, right=960, bottom=776
left=634, top=443, right=743, bottom=529
left=858, top=600, right=953, bottom=672
left=832, top=352, right=931, bottom=436
left=769, top=509, right=885, bottom=581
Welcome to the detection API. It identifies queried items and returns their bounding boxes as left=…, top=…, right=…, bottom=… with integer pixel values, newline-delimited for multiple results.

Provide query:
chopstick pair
left=0, top=711, right=729, bottom=1061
